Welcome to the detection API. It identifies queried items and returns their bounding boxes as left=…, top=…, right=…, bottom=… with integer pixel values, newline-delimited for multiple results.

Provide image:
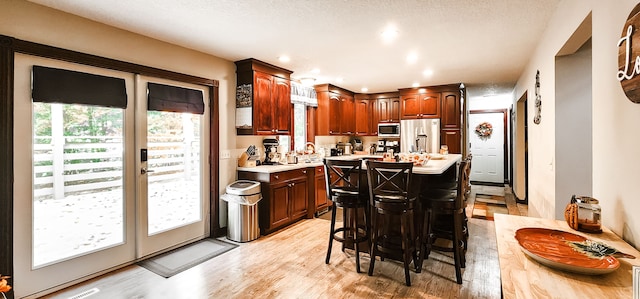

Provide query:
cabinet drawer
left=315, top=166, right=324, bottom=176
left=270, top=168, right=309, bottom=183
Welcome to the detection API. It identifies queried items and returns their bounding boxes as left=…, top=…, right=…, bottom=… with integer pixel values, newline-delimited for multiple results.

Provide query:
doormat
left=138, top=238, right=237, bottom=278
left=472, top=193, right=508, bottom=221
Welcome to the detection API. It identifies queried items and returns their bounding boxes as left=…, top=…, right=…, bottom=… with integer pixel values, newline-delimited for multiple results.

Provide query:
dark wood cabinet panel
left=328, top=93, right=342, bottom=135
left=238, top=168, right=311, bottom=235
left=441, top=91, right=460, bottom=129
left=441, top=129, right=461, bottom=154
left=400, top=92, right=440, bottom=119
left=270, top=183, right=291, bottom=228
left=314, top=166, right=329, bottom=211
left=290, top=177, right=309, bottom=219
left=342, top=94, right=355, bottom=135
left=355, top=98, right=371, bottom=136
left=273, top=76, right=292, bottom=134
left=376, top=97, right=400, bottom=123
left=315, top=84, right=355, bottom=136
left=235, top=58, right=292, bottom=135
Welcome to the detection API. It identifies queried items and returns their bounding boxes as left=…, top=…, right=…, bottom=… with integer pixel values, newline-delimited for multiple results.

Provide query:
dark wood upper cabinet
left=315, top=84, right=356, bottom=136
left=441, top=91, right=461, bottom=129
left=376, top=96, right=400, bottom=123
left=235, top=58, right=292, bottom=135
left=355, top=98, right=370, bottom=136
left=400, top=91, right=440, bottom=119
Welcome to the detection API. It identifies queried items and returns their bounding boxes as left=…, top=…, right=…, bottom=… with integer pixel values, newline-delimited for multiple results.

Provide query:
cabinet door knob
left=274, top=175, right=279, bottom=179
left=302, top=170, right=307, bottom=174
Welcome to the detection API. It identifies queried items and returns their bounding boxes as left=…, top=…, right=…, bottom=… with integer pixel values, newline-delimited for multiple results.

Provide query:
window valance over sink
left=290, top=81, right=317, bottom=107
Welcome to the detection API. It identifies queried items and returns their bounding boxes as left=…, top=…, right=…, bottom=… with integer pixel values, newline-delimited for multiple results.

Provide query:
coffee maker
left=263, top=138, right=280, bottom=165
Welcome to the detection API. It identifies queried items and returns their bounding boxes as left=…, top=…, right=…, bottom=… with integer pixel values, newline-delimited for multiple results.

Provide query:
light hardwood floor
left=43, top=186, right=515, bottom=299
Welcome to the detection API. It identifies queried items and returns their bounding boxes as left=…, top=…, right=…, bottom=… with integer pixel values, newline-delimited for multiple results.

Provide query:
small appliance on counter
left=262, top=138, right=280, bottom=165
left=336, top=142, right=353, bottom=155
left=351, top=138, right=363, bottom=152
left=377, top=139, right=399, bottom=154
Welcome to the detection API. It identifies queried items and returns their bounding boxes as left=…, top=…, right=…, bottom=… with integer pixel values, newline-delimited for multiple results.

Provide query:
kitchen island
left=237, top=153, right=462, bottom=235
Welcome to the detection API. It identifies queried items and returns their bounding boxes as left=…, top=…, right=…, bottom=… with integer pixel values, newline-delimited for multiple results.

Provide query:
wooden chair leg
left=353, top=207, right=361, bottom=273
left=368, top=207, right=377, bottom=276
left=400, top=213, right=411, bottom=286
left=326, top=205, right=337, bottom=264
left=452, top=212, right=463, bottom=284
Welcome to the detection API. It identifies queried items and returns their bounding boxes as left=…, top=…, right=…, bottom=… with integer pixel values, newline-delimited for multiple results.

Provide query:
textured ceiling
left=28, top=0, right=561, bottom=94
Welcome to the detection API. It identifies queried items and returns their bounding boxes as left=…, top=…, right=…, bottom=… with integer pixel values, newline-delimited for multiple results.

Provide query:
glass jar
left=573, top=196, right=602, bottom=233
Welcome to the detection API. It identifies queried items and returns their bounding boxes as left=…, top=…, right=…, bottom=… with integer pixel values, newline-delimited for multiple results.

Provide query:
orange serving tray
left=514, top=227, right=620, bottom=275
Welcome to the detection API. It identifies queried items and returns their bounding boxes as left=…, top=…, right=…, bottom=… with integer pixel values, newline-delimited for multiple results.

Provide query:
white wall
left=0, top=0, right=238, bottom=228
left=513, top=0, right=639, bottom=247
left=555, top=40, right=592, bottom=220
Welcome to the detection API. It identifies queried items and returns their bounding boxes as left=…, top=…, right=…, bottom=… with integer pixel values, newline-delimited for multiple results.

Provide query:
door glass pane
left=33, top=103, right=124, bottom=268
left=147, top=111, right=201, bottom=235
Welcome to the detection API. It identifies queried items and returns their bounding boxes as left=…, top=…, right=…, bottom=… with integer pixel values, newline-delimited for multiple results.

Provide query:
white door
left=469, top=111, right=505, bottom=184
left=135, top=75, right=209, bottom=258
left=13, top=56, right=209, bottom=298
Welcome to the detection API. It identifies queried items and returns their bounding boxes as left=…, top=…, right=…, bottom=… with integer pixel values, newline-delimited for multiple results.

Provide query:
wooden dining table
left=494, top=213, right=640, bottom=298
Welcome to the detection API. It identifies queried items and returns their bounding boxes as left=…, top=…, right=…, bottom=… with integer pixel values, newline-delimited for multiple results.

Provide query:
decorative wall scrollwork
left=534, top=70, right=542, bottom=125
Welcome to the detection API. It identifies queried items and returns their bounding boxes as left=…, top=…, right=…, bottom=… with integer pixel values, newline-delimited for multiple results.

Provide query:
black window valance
left=147, top=82, right=204, bottom=114
left=32, top=65, right=127, bottom=108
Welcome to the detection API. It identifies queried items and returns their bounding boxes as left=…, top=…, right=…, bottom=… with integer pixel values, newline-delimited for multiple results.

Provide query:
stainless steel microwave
left=378, top=122, right=400, bottom=137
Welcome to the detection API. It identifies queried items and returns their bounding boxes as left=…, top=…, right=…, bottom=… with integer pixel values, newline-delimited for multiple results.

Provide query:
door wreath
left=475, top=122, right=493, bottom=140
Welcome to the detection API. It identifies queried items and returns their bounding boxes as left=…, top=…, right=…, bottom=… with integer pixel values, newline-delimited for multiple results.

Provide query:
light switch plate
left=221, top=150, right=231, bottom=159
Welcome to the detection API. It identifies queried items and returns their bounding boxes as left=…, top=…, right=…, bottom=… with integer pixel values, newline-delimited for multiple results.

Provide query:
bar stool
left=420, top=159, right=469, bottom=284
left=366, top=160, right=421, bottom=286
left=423, top=154, right=472, bottom=250
left=324, top=158, right=369, bottom=273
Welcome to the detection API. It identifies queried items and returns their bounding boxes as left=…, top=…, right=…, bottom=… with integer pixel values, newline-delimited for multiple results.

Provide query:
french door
left=13, top=55, right=209, bottom=298
left=135, top=75, right=209, bottom=257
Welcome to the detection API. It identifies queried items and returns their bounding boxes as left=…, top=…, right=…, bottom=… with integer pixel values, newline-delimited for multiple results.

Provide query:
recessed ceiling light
left=336, top=77, right=344, bottom=83
left=407, top=52, right=418, bottom=64
left=381, top=25, right=398, bottom=43
left=361, top=87, right=369, bottom=92
left=412, top=82, right=420, bottom=88
left=311, top=68, right=320, bottom=74
left=423, top=69, right=434, bottom=76
left=278, top=55, right=290, bottom=63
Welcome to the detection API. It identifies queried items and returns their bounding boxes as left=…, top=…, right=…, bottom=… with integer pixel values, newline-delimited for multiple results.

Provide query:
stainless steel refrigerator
left=400, top=119, right=440, bottom=153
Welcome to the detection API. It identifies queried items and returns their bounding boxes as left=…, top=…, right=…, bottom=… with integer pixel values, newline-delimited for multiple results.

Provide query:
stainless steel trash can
left=221, top=180, right=262, bottom=242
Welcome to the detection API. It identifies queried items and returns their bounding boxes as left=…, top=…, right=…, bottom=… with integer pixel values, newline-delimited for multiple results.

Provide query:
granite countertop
left=237, top=153, right=462, bottom=175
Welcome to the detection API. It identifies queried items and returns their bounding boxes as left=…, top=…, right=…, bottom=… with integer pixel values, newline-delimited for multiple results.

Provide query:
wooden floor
left=43, top=185, right=518, bottom=299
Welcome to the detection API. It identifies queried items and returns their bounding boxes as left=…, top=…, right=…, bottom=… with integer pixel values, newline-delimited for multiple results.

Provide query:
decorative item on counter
left=515, top=228, right=627, bottom=275
left=440, top=145, right=449, bottom=155
left=398, top=153, right=430, bottom=166
left=564, top=195, right=602, bottom=233
left=475, top=122, right=493, bottom=140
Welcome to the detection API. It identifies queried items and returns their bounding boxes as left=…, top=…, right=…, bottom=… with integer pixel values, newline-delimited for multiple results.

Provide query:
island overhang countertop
left=237, top=154, right=462, bottom=175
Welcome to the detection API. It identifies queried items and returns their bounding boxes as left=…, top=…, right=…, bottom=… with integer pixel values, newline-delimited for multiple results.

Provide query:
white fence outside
left=33, top=135, right=200, bottom=200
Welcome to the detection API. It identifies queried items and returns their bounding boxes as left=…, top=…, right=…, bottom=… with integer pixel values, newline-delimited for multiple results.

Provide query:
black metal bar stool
left=324, top=158, right=369, bottom=273
left=366, top=160, right=421, bottom=286
left=420, top=159, right=470, bottom=284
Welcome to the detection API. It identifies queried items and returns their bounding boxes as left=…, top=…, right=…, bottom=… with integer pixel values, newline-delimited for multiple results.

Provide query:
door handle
left=141, top=167, right=155, bottom=174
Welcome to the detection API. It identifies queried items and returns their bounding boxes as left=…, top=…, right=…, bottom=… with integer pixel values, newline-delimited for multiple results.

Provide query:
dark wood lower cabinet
left=441, top=129, right=462, bottom=154
left=238, top=168, right=312, bottom=235
left=314, top=166, right=331, bottom=213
